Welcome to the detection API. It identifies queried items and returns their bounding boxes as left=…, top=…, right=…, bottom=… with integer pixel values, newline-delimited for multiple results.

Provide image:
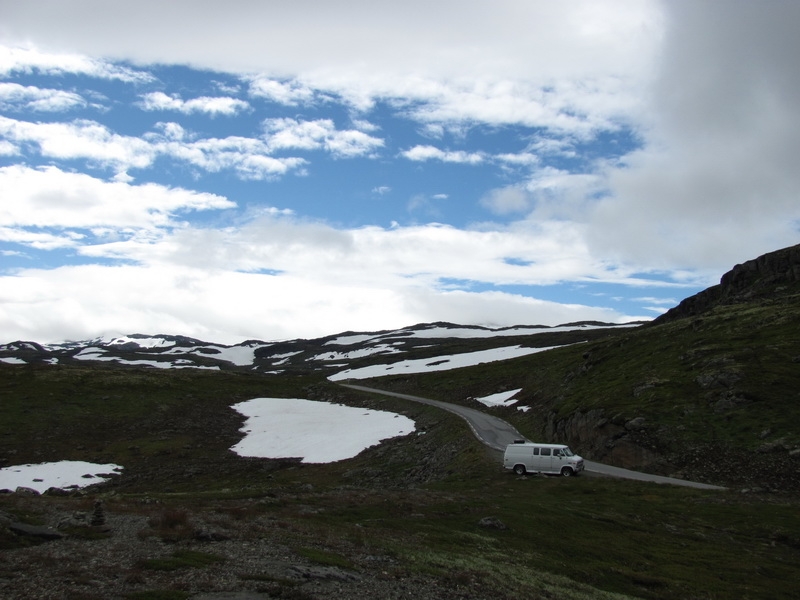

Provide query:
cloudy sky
left=1, top=1, right=798, bottom=344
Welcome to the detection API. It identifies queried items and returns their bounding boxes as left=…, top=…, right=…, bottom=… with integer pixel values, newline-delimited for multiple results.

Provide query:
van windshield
left=561, top=448, right=574, bottom=457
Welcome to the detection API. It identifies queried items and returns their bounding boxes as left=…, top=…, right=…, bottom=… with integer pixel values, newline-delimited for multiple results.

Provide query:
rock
left=193, top=528, right=232, bottom=542
left=14, top=486, right=40, bottom=496
left=477, top=516, right=507, bottom=530
left=57, top=512, right=91, bottom=529
left=287, top=565, right=359, bottom=582
left=655, top=243, right=800, bottom=323
left=9, top=522, right=64, bottom=540
left=625, top=417, right=647, bottom=431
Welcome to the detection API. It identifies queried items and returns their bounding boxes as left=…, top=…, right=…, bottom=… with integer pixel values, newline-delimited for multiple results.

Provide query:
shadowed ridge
left=653, top=243, right=800, bottom=324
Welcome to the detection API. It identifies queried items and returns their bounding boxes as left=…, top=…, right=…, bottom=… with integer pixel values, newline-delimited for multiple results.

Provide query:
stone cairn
left=90, top=500, right=106, bottom=527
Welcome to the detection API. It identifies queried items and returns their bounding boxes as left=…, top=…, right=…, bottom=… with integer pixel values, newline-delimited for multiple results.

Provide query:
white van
left=503, top=442, right=584, bottom=477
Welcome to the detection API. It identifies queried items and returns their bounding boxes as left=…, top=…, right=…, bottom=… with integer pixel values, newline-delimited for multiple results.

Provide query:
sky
left=0, top=1, right=798, bottom=345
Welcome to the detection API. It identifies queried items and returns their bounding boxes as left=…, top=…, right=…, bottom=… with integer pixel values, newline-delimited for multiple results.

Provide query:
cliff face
left=654, top=243, right=800, bottom=324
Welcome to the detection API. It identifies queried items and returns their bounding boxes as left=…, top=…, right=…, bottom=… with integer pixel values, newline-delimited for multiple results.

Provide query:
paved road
left=341, top=383, right=726, bottom=490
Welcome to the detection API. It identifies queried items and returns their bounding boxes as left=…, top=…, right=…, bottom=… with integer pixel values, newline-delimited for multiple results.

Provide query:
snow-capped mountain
left=0, top=322, right=638, bottom=379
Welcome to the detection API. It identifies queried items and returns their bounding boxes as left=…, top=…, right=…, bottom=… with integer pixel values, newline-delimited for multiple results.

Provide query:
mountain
left=0, top=321, right=634, bottom=376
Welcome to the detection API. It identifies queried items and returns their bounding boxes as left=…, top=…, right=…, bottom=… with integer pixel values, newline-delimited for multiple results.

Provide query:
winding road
left=341, top=383, right=726, bottom=491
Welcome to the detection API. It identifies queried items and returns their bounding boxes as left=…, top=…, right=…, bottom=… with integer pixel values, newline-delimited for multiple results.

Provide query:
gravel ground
left=0, top=495, right=514, bottom=600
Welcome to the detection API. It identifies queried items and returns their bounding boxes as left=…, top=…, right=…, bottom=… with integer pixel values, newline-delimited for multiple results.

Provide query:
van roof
left=507, top=442, right=568, bottom=448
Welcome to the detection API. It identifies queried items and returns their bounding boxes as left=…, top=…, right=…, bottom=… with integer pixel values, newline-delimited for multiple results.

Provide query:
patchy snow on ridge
left=162, top=344, right=261, bottom=366
left=0, top=461, right=123, bottom=494
left=325, top=323, right=634, bottom=347
left=105, top=336, right=177, bottom=349
left=73, top=347, right=219, bottom=370
left=230, top=398, right=415, bottom=463
left=1, top=357, right=26, bottom=364
left=328, top=345, right=564, bottom=381
left=309, top=344, right=403, bottom=362
left=475, top=388, right=522, bottom=408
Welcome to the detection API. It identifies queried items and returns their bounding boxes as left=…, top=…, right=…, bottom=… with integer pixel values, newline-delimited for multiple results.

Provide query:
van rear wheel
left=561, top=467, right=573, bottom=477
left=513, top=464, right=527, bottom=476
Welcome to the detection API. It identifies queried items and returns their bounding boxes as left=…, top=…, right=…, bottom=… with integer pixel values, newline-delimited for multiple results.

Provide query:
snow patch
left=0, top=461, right=123, bottom=493
left=230, top=397, right=416, bottom=463
left=475, top=388, right=522, bottom=407
left=328, top=345, right=562, bottom=381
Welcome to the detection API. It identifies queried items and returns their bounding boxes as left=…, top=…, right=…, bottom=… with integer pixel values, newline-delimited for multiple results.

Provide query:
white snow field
left=230, top=397, right=416, bottom=463
left=474, top=388, right=523, bottom=407
left=0, top=461, right=123, bottom=493
left=328, top=344, right=563, bottom=381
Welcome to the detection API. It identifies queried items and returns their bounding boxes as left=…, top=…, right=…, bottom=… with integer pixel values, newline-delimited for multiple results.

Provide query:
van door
left=538, top=446, right=553, bottom=472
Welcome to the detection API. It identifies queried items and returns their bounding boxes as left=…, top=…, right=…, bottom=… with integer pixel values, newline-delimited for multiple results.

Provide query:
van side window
left=554, top=449, right=563, bottom=457
left=541, top=448, right=551, bottom=456
left=533, top=448, right=539, bottom=456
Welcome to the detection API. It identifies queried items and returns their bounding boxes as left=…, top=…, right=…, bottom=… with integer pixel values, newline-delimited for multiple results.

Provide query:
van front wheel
left=561, top=467, right=574, bottom=477
left=513, top=464, right=527, bottom=476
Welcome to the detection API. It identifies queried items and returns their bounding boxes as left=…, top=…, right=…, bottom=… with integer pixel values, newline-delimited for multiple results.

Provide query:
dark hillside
left=371, top=244, right=800, bottom=491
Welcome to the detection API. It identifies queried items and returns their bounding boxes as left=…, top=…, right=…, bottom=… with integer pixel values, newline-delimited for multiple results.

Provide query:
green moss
left=137, top=549, right=225, bottom=571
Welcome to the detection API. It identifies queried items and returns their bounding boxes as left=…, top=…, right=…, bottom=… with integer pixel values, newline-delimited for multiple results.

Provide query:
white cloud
left=0, top=140, right=18, bottom=155
left=0, top=260, right=637, bottom=346
left=0, top=116, right=155, bottom=172
left=139, top=91, right=249, bottom=115
left=262, top=118, right=384, bottom=158
left=0, top=165, right=235, bottom=232
left=480, top=186, right=530, bottom=215
left=0, top=44, right=152, bottom=82
left=0, top=1, right=660, bottom=133
left=0, top=226, right=81, bottom=251
left=0, top=82, right=86, bottom=112
left=248, top=77, right=317, bottom=106
left=0, top=116, right=309, bottom=180
left=400, top=145, right=484, bottom=164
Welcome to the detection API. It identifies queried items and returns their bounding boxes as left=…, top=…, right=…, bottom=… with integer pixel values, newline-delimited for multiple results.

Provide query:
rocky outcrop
left=543, top=409, right=672, bottom=472
left=654, top=243, right=800, bottom=324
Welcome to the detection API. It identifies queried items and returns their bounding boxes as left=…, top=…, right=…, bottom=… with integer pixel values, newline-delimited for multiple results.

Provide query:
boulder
left=9, top=522, right=64, bottom=540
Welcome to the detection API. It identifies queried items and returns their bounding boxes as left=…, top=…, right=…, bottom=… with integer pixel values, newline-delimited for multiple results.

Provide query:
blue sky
left=1, top=1, right=799, bottom=344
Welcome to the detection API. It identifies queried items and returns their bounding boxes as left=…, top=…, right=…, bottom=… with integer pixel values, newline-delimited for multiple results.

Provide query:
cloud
left=0, top=116, right=156, bottom=172
left=262, top=118, right=384, bottom=158
left=0, top=44, right=153, bottom=82
left=400, top=145, right=484, bottom=164
left=0, top=116, right=311, bottom=180
left=0, top=165, right=234, bottom=233
left=0, top=82, right=87, bottom=112
left=480, top=186, right=530, bottom=215
left=0, top=1, right=660, bottom=133
left=139, top=91, right=250, bottom=115
left=248, top=77, right=317, bottom=106
left=587, top=1, right=800, bottom=270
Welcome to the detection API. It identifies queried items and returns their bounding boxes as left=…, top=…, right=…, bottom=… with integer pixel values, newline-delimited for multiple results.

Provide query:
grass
left=294, top=546, right=355, bottom=570
left=137, top=549, right=225, bottom=571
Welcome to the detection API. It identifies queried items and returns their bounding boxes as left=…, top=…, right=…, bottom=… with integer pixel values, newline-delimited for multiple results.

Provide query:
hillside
left=368, top=244, right=800, bottom=491
left=1, top=245, right=799, bottom=599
